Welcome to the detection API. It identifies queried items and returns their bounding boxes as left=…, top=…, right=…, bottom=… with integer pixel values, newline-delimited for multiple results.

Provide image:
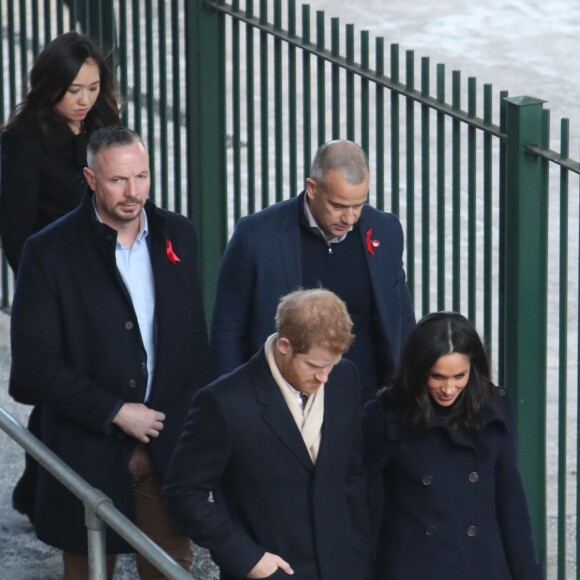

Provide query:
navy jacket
left=363, top=388, right=544, bottom=579
left=9, top=191, right=210, bottom=553
left=164, top=349, right=369, bottom=580
left=210, top=193, right=415, bottom=381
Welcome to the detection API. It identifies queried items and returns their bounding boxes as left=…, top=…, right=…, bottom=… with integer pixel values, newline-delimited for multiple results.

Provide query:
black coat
left=164, top=349, right=369, bottom=580
left=9, top=191, right=210, bottom=553
left=363, top=388, right=544, bottom=579
left=0, top=114, right=88, bottom=274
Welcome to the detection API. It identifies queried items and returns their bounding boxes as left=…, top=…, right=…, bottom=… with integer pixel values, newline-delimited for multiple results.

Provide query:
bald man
left=211, top=140, right=415, bottom=404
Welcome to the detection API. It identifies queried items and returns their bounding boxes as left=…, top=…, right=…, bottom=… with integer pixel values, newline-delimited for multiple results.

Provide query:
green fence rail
left=2, top=0, right=580, bottom=577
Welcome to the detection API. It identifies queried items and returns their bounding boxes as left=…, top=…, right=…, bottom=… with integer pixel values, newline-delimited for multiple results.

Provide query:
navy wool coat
left=210, top=192, right=415, bottom=380
left=363, top=388, right=544, bottom=580
left=163, top=349, right=369, bottom=580
left=9, top=191, right=210, bottom=553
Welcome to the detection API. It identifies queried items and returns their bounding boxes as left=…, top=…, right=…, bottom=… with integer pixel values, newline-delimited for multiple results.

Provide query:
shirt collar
left=303, top=194, right=352, bottom=244
left=92, top=194, right=148, bottom=245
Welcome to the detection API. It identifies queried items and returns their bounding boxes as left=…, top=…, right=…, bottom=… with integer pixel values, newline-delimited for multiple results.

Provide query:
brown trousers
left=62, top=443, right=192, bottom=579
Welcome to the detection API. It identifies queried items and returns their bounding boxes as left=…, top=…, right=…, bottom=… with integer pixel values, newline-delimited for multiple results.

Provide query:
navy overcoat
left=210, top=192, right=415, bottom=381
left=164, top=348, right=369, bottom=580
left=363, top=388, right=544, bottom=579
left=9, top=191, right=210, bottom=553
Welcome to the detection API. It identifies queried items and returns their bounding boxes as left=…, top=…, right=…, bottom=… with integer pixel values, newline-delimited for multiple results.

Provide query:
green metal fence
left=2, top=0, right=580, bottom=577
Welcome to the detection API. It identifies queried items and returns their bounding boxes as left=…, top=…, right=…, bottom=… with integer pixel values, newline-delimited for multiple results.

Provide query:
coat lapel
left=278, top=194, right=304, bottom=290
left=357, top=209, right=394, bottom=352
left=251, top=350, right=314, bottom=472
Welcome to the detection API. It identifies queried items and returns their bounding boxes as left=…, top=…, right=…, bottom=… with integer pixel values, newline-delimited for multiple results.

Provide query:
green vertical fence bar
left=231, top=0, right=242, bottom=221
left=31, top=2, right=40, bottom=56
left=405, top=50, right=415, bottom=306
left=259, top=0, right=269, bottom=209
left=131, top=0, right=142, bottom=133
left=375, top=37, right=386, bottom=211
left=372, top=33, right=385, bottom=210
left=171, top=0, right=182, bottom=215
left=498, top=90, right=509, bottom=385
left=556, top=117, right=569, bottom=580
left=157, top=0, right=169, bottom=209
left=389, top=42, right=399, bottom=215
left=246, top=0, right=255, bottom=215
left=287, top=0, right=297, bottom=198
left=118, top=1, right=129, bottom=127
left=274, top=0, right=283, bottom=202
left=467, top=77, right=476, bottom=323
left=18, top=0, right=28, bottom=98
left=420, top=56, right=430, bottom=314
left=482, top=84, right=493, bottom=354
left=145, top=0, right=156, bottom=203
left=503, top=96, right=547, bottom=563
left=451, top=70, right=461, bottom=312
left=345, top=24, right=355, bottom=141
left=330, top=18, right=340, bottom=139
left=360, top=31, right=369, bottom=161
left=301, top=5, right=311, bottom=174
left=186, top=0, right=227, bottom=318
left=316, top=11, right=325, bottom=145
left=436, top=63, right=445, bottom=311
left=56, top=0, right=65, bottom=36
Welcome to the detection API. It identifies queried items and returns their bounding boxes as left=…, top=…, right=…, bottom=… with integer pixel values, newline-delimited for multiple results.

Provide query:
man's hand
left=247, top=552, right=294, bottom=578
left=112, top=403, right=165, bottom=443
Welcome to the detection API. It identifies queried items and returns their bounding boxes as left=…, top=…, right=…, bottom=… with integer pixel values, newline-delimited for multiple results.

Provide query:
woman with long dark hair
left=0, top=30, right=120, bottom=274
left=363, top=311, right=543, bottom=579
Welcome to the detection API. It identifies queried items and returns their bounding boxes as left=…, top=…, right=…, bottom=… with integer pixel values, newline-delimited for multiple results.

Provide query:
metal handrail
left=0, top=405, right=193, bottom=580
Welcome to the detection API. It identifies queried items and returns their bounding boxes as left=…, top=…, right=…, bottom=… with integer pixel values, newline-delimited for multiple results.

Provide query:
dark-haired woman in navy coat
left=363, top=311, right=544, bottom=579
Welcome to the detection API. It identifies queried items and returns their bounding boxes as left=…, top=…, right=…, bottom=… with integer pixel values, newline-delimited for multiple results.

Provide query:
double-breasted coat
left=163, top=348, right=369, bottom=580
left=210, top=192, right=415, bottom=381
left=9, top=191, right=210, bottom=553
left=363, top=388, right=544, bottom=579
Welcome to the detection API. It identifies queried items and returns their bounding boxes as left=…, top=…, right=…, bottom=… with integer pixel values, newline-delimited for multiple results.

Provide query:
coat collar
left=384, top=392, right=509, bottom=450
left=250, top=347, right=316, bottom=472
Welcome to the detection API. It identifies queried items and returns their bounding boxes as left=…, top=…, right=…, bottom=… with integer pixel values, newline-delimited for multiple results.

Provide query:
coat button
left=469, top=471, right=479, bottom=483
left=128, top=379, right=137, bottom=389
left=466, top=525, right=478, bottom=537
left=421, top=475, right=433, bottom=486
left=124, top=321, right=134, bottom=330
left=425, top=525, right=437, bottom=536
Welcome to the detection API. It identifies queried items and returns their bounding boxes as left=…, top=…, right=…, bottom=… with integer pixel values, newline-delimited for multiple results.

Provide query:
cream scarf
left=265, top=334, right=324, bottom=463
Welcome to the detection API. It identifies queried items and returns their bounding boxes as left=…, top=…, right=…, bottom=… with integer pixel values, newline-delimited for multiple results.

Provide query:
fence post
left=185, top=1, right=227, bottom=321
left=503, top=96, right=547, bottom=562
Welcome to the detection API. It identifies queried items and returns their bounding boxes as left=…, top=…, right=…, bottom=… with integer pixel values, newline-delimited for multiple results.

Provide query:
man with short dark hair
left=211, top=139, right=415, bottom=404
left=9, top=125, right=209, bottom=578
left=164, top=288, right=369, bottom=580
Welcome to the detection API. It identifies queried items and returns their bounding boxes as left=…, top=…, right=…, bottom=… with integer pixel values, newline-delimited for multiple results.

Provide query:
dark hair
left=87, top=125, right=145, bottom=166
left=8, top=31, right=120, bottom=134
left=380, top=311, right=493, bottom=436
